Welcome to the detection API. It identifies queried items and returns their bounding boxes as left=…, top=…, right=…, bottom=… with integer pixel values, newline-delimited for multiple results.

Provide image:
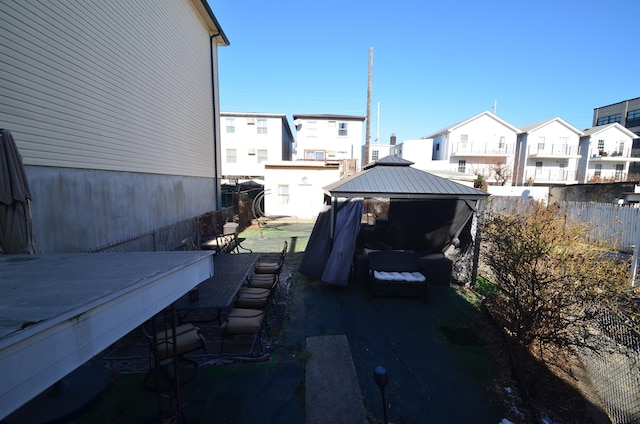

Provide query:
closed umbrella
left=0, top=129, right=39, bottom=254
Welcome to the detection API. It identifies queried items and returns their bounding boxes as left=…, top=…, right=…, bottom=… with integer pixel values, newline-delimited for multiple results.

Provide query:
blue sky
left=211, top=0, right=639, bottom=144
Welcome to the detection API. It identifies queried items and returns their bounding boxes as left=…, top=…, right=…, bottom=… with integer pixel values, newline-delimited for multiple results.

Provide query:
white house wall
left=394, top=139, right=434, bottom=169
left=220, top=114, right=291, bottom=179
left=578, top=126, right=637, bottom=183
left=263, top=164, right=340, bottom=220
left=519, top=121, right=581, bottom=185
left=434, top=115, right=518, bottom=180
left=295, top=118, right=364, bottom=166
left=1, top=1, right=226, bottom=252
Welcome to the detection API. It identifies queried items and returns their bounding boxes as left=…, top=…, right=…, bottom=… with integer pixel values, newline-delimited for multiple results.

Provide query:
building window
left=435, top=143, right=440, bottom=151
left=617, top=141, right=624, bottom=155
left=372, top=150, right=379, bottom=161
left=615, top=164, right=624, bottom=179
left=596, top=114, right=622, bottom=126
left=338, top=122, right=348, bottom=136
left=257, top=149, right=268, bottom=163
left=499, top=136, right=505, bottom=149
left=594, top=164, right=602, bottom=177
left=627, top=109, right=640, bottom=127
left=460, top=134, right=468, bottom=147
left=226, top=118, right=235, bottom=133
left=537, top=137, right=545, bottom=151
left=257, top=119, right=267, bottom=134
left=458, top=160, right=466, bottom=173
left=535, top=161, right=543, bottom=175
left=278, top=184, right=289, bottom=205
left=598, top=139, right=605, bottom=154
left=226, top=149, right=237, bottom=163
left=305, top=150, right=325, bottom=160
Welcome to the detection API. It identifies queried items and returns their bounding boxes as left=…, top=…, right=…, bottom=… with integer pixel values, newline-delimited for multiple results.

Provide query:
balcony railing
left=524, top=169, right=575, bottom=183
left=450, top=141, right=514, bottom=156
left=589, top=147, right=632, bottom=159
left=527, top=144, right=579, bottom=157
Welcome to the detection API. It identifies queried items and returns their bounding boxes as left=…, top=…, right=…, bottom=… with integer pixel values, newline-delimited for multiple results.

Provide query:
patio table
left=175, top=252, right=259, bottom=322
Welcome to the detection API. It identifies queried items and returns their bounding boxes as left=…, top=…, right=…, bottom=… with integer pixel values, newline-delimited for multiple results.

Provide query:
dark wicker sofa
left=367, top=250, right=428, bottom=300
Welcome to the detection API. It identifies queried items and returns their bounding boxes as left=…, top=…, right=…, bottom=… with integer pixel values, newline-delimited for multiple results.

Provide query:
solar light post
left=373, top=365, right=389, bottom=424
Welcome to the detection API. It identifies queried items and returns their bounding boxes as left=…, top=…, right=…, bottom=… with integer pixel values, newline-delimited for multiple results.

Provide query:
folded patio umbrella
left=0, top=129, right=39, bottom=254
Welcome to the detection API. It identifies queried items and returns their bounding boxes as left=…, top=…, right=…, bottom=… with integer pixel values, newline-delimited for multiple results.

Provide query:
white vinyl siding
left=1, top=1, right=216, bottom=177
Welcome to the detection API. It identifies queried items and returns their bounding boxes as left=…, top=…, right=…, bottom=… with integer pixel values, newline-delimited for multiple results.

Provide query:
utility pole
left=365, top=47, right=373, bottom=167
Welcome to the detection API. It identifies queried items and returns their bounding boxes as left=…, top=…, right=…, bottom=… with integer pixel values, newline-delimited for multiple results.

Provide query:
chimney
left=390, top=133, right=396, bottom=145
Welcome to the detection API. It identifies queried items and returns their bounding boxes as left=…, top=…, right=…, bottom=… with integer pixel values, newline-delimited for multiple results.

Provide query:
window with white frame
left=338, top=122, right=348, bottom=136
left=226, top=149, right=237, bottom=163
left=598, top=139, right=605, bottom=154
left=499, top=136, right=505, bottom=149
left=257, top=149, right=268, bottom=163
left=226, top=118, right=235, bottom=133
left=278, top=184, right=289, bottom=205
left=617, top=141, right=625, bottom=155
left=305, top=150, right=325, bottom=160
left=458, top=160, right=466, bottom=173
left=594, top=164, right=602, bottom=176
left=460, top=134, right=468, bottom=147
left=257, top=119, right=267, bottom=134
left=372, top=150, right=379, bottom=161
left=538, top=137, right=545, bottom=151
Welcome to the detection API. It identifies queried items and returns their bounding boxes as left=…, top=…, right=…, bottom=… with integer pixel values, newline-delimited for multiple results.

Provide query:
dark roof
left=324, top=156, right=489, bottom=200
left=363, top=155, right=413, bottom=169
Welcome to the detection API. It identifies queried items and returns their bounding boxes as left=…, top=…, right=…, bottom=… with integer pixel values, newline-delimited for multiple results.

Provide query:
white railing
left=527, top=144, right=579, bottom=156
left=450, top=141, right=515, bottom=155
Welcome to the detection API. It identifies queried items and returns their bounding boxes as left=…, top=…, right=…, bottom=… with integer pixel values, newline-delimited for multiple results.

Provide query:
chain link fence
left=581, top=310, right=640, bottom=423
left=90, top=190, right=258, bottom=253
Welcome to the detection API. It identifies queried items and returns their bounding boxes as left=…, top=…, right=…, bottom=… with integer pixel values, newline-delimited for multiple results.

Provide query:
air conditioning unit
left=248, top=148, right=256, bottom=155
left=246, top=118, right=255, bottom=125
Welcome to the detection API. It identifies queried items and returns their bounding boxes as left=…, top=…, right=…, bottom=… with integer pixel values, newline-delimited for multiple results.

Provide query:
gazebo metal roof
left=323, top=156, right=489, bottom=200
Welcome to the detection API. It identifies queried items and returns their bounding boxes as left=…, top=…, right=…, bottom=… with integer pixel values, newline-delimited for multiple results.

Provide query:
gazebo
left=298, top=156, right=490, bottom=286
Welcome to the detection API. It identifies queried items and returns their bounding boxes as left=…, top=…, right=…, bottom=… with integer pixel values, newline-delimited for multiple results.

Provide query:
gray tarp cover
left=299, top=198, right=364, bottom=286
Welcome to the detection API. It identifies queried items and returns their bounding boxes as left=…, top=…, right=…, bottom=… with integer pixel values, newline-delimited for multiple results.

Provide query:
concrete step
left=305, top=334, right=367, bottom=424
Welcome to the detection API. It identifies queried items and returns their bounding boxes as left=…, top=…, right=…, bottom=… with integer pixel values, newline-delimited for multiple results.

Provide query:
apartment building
left=593, top=97, right=640, bottom=176
left=577, top=123, right=639, bottom=183
left=426, top=111, right=519, bottom=184
left=513, top=117, right=583, bottom=186
left=220, top=112, right=294, bottom=181
left=593, top=97, right=640, bottom=136
left=293, top=114, right=365, bottom=171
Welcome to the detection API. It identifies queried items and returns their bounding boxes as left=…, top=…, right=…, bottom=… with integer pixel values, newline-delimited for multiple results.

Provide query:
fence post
left=632, top=222, right=640, bottom=287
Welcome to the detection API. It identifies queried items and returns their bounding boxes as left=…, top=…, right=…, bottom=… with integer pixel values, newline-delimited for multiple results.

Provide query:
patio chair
left=254, top=241, right=287, bottom=274
left=143, top=321, right=206, bottom=366
left=219, top=308, right=266, bottom=355
left=246, top=271, right=279, bottom=289
left=141, top=317, right=207, bottom=391
left=234, top=286, right=272, bottom=309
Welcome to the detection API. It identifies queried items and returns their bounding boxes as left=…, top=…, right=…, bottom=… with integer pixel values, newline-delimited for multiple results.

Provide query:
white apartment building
left=220, top=112, right=294, bottom=181
left=293, top=114, right=365, bottom=170
left=577, top=123, right=640, bottom=183
left=513, top=117, right=583, bottom=186
left=426, top=111, right=519, bottom=184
